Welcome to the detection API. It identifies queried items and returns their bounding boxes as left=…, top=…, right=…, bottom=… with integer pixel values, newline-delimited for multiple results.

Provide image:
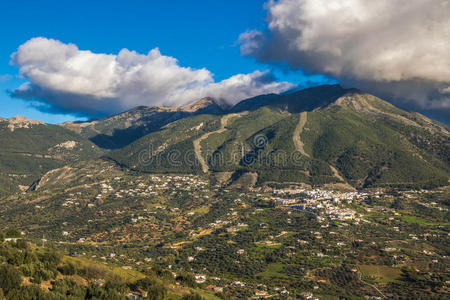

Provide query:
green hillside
left=105, top=87, right=449, bottom=189
left=107, top=114, right=222, bottom=173
left=0, top=236, right=219, bottom=299
left=303, top=105, right=449, bottom=188
left=231, top=84, right=348, bottom=113
left=1, top=85, right=447, bottom=193
left=63, top=98, right=225, bottom=150
left=0, top=85, right=448, bottom=299
left=0, top=117, right=103, bottom=196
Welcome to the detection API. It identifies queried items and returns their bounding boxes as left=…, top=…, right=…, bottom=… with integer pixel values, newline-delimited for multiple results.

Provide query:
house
left=4, top=238, right=21, bottom=242
left=195, top=274, right=206, bottom=284
left=252, top=290, right=270, bottom=298
left=300, top=292, right=313, bottom=299
left=232, top=281, right=245, bottom=287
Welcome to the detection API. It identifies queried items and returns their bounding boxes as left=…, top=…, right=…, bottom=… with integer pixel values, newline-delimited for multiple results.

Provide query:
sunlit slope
left=0, top=117, right=104, bottom=196
left=107, top=86, right=449, bottom=188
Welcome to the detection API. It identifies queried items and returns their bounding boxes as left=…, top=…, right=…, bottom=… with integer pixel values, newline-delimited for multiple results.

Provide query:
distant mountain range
left=0, top=84, right=448, bottom=196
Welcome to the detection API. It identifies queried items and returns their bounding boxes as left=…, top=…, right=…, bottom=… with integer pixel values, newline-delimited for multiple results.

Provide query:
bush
left=5, top=230, right=22, bottom=238
left=6, top=284, right=48, bottom=300
left=78, top=264, right=109, bottom=279
left=52, top=278, right=86, bottom=298
left=33, top=266, right=56, bottom=282
left=19, top=264, right=35, bottom=277
left=0, top=264, right=22, bottom=293
left=176, top=272, right=196, bottom=287
left=37, top=249, right=61, bottom=269
left=181, top=293, right=204, bottom=300
left=12, top=239, right=29, bottom=250
left=135, top=277, right=157, bottom=290
left=104, top=275, right=129, bottom=295
left=147, top=284, right=167, bottom=300
left=58, top=262, right=76, bottom=275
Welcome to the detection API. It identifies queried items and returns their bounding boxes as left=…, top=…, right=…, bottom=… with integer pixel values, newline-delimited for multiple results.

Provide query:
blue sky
left=0, top=0, right=333, bottom=123
left=4, top=1, right=446, bottom=123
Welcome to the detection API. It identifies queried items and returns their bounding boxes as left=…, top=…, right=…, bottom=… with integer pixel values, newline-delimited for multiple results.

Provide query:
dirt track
left=193, top=112, right=247, bottom=173
left=293, top=112, right=309, bottom=158
left=293, top=112, right=351, bottom=185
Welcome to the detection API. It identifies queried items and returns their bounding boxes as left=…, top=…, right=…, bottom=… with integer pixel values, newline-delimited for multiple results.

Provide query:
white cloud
left=439, top=86, right=450, bottom=94
left=11, top=37, right=294, bottom=116
left=0, top=74, right=12, bottom=82
left=240, top=0, right=450, bottom=120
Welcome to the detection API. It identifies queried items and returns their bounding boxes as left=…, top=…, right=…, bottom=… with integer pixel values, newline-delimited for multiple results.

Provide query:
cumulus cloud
left=240, top=0, right=450, bottom=121
left=11, top=37, right=294, bottom=117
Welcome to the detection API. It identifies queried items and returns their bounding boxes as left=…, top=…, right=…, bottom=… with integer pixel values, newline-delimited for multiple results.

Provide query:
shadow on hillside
left=231, top=84, right=350, bottom=113
left=90, top=85, right=350, bottom=149
left=89, top=109, right=224, bottom=150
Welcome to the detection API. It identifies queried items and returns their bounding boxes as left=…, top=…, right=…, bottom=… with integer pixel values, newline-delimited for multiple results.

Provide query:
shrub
left=147, top=284, right=167, bottom=300
left=181, top=293, right=204, bottom=300
left=0, top=264, right=22, bottom=293
left=135, top=277, right=157, bottom=290
left=58, top=262, right=76, bottom=275
left=78, top=264, right=109, bottom=279
left=5, top=230, right=21, bottom=238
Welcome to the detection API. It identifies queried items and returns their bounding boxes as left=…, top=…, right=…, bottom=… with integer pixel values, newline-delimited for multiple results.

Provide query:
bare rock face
left=181, top=97, right=217, bottom=112
left=7, top=115, right=45, bottom=132
left=180, top=97, right=226, bottom=114
left=52, top=140, right=78, bottom=150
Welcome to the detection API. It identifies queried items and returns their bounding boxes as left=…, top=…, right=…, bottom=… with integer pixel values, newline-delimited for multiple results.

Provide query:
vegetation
left=0, top=85, right=448, bottom=299
left=0, top=119, right=103, bottom=197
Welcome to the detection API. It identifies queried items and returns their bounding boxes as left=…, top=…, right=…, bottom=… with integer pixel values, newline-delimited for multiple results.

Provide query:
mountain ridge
left=60, top=84, right=449, bottom=149
left=0, top=84, right=448, bottom=196
left=104, top=85, right=448, bottom=189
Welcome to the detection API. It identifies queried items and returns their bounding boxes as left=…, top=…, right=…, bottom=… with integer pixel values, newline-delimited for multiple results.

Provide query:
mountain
left=0, top=86, right=448, bottom=299
left=106, top=85, right=449, bottom=189
left=231, top=84, right=348, bottom=113
left=0, top=116, right=104, bottom=196
left=0, top=85, right=448, bottom=196
left=0, top=151, right=448, bottom=299
left=180, top=97, right=227, bottom=114
left=62, top=98, right=225, bottom=150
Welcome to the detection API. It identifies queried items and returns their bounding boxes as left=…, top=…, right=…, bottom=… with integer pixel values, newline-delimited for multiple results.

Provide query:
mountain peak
left=231, top=84, right=350, bottom=113
left=330, top=89, right=397, bottom=112
left=180, top=97, right=226, bottom=114
left=4, top=115, right=45, bottom=132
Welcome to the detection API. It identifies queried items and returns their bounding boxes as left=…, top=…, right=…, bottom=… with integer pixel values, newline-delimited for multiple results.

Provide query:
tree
left=181, top=293, right=204, bottom=300
left=147, top=284, right=167, bottom=300
left=58, top=262, right=76, bottom=275
left=0, top=264, right=22, bottom=293
left=135, top=277, right=157, bottom=290
left=5, top=230, right=21, bottom=238
left=176, top=272, right=196, bottom=287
